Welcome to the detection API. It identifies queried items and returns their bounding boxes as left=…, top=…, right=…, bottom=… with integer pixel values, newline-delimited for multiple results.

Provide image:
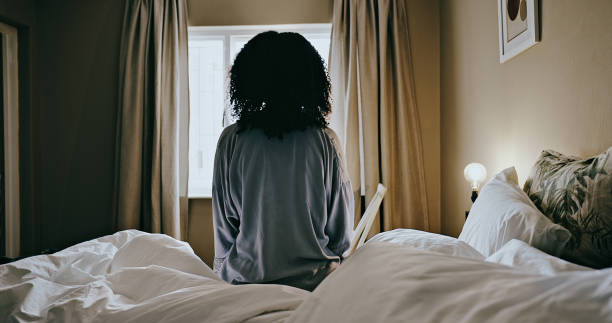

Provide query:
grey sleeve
left=324, top=129, right=355, bottom=259
left=212, top=128, right=239, bottom=272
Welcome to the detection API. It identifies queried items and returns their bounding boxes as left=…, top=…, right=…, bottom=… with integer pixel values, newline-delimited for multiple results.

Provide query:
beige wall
left=188, top=199, right=214, bottom=265
left=187, top=0, right=332, bottom=26
left=440, top=0, right=612, bottom=237
left=187, top=0, right=441, bottom=264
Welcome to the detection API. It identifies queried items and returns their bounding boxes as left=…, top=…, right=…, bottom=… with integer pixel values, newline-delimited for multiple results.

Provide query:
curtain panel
left=114, top=0, right=190, bottom=239
left=329, top=0, right=430, bottom=233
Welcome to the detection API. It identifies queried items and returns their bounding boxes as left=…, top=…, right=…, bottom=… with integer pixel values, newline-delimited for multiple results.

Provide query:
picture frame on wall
left=498, top=0, right=539, bottom=63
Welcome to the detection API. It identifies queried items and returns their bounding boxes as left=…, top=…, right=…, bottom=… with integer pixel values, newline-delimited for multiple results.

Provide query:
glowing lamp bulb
left=464, top=163, right=487, bottom=190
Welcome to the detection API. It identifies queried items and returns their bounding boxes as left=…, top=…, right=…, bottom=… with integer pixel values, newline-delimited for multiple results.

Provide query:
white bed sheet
left=0, top=230, right=308, bottom=322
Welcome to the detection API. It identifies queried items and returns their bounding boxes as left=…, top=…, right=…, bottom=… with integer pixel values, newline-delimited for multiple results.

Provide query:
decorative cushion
left=459, top=167, right=571, bottom=258
left=523, top=147, right=612, bottom=268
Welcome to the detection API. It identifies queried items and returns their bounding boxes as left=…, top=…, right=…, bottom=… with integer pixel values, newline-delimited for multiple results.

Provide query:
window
left=188, top=24, right=332, bottom=198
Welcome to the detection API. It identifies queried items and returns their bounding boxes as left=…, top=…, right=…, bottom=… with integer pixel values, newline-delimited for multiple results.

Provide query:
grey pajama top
left=212, top=124, right=354, bottom=291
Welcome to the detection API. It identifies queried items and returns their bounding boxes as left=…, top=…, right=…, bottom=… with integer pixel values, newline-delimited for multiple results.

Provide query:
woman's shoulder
left=218, top=123, right=239, bottom=142
left=215, top=124, right=240, bottom=154
left=221, top=123, right=239, bottom=137
left=321, top=127, right=340, bottom=144
left=321, top=127, right=342, bottom=152
left=320, top=127, right=350, bottom=183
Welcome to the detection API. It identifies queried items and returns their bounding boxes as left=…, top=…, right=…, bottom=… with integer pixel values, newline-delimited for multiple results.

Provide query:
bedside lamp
left=464, top=163, right=487, bottom=201
left=464, top=163, right=486, bottom=219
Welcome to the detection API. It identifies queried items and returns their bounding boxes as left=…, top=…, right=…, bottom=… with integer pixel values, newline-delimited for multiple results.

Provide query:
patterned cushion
left=523, top=147, right=612, bottom=268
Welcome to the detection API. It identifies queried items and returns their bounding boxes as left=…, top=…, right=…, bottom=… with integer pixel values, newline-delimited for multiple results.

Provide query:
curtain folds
left=114, top=0, right=190, bottom=240
left=329, top=0, right=429, bottom=233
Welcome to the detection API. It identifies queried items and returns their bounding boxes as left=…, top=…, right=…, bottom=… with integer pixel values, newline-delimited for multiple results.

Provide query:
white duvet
left=0, top=230, right=307, bottom=322
left=1, top=230, right=611, bottom=322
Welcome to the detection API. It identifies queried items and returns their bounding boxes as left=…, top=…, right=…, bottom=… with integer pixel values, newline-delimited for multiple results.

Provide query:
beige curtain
left=114, top=0, right=190, bottom=240
left=329, top=0, right=429, bottom=233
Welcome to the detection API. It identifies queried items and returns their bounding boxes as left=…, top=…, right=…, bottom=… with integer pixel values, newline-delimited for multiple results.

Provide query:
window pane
left=230, top=35, right=251, bottom=63
left=188, top=38, right=224, bottom=197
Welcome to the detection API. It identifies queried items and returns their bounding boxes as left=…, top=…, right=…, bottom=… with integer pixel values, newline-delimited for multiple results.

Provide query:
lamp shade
left=464, top=163, right=487, bottom=190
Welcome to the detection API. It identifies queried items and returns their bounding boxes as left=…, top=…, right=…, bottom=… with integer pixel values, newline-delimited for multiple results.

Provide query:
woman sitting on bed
left=212, top=31, right=354, bottom=291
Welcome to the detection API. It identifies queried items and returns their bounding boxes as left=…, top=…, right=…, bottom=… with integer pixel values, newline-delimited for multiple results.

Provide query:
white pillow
left=368, top=229, right=484, bottom=260
left=486, top=239, right=592, bottom=275
left=458, top=167, right=571, bottom=257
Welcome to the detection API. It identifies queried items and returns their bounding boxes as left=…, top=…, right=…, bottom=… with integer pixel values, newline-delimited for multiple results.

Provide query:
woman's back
left=212, top=124, right=353, bottom=291
left=212, top=30, right=354, bottom=291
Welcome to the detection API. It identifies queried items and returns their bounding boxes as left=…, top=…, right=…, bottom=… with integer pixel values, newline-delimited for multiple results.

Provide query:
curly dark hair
left=229, top=31, right=331, bottom=138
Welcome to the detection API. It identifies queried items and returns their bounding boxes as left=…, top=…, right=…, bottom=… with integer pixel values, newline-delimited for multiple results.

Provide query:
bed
left=1, top=228, right=610, bottom=322
left=2, top=148, right=611, bottom=322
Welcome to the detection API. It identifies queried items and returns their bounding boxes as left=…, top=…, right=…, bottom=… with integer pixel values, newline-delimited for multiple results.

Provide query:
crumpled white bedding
left=2, top=229, right=611, bottom=323
left=368, top=228, right=484, bottom=260
left=289, top=240, right=612, bottom=323
left=0, top=230, right=307, bottom=323
left=485, top=239, right=593, bottom=275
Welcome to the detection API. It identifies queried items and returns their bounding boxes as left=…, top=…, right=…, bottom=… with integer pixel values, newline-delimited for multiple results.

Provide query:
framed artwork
left=497, top=0, right=539, bottom=63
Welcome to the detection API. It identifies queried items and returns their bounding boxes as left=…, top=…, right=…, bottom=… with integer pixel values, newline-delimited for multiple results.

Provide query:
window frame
left=187, top=23, right=332, bottom=199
